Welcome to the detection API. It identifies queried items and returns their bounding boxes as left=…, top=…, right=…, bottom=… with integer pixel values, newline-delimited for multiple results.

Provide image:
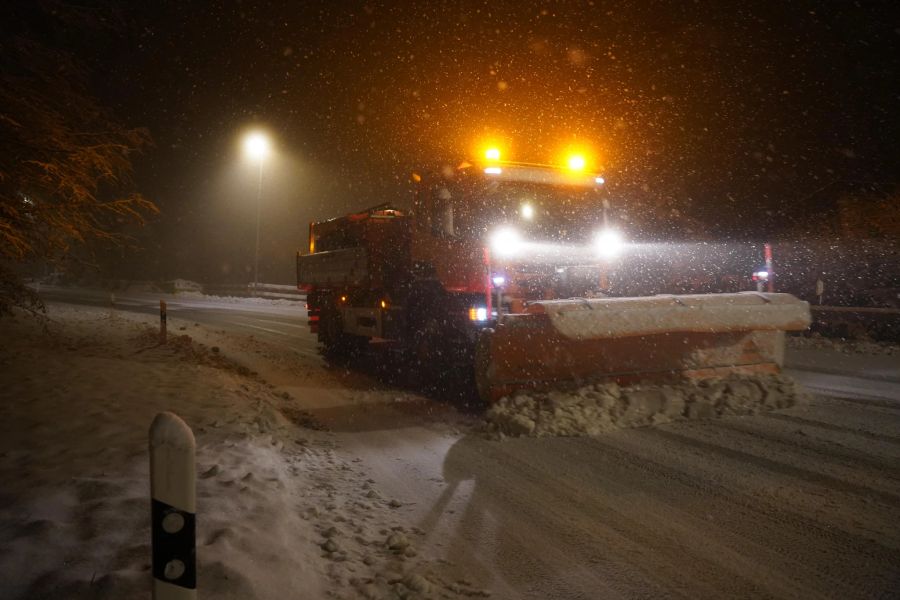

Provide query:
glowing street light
left=242, top=131, right=271, bottom=287
left=520, top=202, right=535, bottom=220
left=244, top=132, right=271, bottom=162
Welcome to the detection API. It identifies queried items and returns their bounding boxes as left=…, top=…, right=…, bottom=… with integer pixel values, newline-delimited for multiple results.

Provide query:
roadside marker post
left=160, top=300, right=168, bottom=344
left=764, top=243, right=774, bottom=293
left=149, top=412, right=197, bottom=600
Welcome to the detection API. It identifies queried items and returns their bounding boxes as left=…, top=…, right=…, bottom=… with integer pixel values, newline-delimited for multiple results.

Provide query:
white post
left=150, top=412, right=196, bottom=600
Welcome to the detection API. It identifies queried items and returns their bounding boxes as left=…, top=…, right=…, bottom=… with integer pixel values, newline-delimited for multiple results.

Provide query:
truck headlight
left=593, top=229, right=624, bottom=259
left=490, top=226, right=523, bottom=258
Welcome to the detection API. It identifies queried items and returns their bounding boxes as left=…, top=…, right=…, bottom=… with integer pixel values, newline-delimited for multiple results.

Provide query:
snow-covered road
left=34, top=288, right=900, bottom=598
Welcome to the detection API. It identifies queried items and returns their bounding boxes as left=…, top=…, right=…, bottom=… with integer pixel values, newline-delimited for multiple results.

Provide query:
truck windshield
left=453, top=180, right=607, bottom=244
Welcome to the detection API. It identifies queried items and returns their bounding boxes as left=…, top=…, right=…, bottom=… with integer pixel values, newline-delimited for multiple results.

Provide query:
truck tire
left=319, top=305, right=365, bottom=363
left=405, top=282, right=474, bottom=393
left=404, top=282, right=447, bottom=387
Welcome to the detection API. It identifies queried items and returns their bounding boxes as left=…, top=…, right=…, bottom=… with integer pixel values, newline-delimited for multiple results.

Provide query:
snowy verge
left=176, top=291, right=304, bottom=306
left=0, top=305, right=489, bottom=600
left=787, top=333, right=898, bottom=356
left=485, top=374, right=806, bottom=438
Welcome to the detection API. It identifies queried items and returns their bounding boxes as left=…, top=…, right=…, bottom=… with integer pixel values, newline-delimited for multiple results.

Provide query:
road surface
left=39, top=287, right=900, bottom=599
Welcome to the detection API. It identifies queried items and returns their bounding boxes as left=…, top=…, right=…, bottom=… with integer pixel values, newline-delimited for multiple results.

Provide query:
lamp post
left=595, top=175, right=609, bottom=227
left=243, top=132, right=271, bottom=287
left=596, top=175, right=610, bottom=290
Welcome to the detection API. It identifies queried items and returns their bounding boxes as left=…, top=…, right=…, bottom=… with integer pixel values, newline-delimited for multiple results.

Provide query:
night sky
left=14, top=1, right=900, bottom=283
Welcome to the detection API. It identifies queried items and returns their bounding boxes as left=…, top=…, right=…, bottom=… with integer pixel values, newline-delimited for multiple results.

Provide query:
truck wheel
left=406, top=282, right=481, bottom=392
left=319, top=306, right=365, bottom=363
left=473, top=329, right=495, bottom=405
left=410, top=316, right=444, bottom=383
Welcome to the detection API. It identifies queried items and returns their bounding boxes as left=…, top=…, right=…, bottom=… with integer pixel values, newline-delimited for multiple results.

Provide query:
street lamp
left=243, top=131, right=271, bottom=287
left=596, top=175, right=609, bottom=227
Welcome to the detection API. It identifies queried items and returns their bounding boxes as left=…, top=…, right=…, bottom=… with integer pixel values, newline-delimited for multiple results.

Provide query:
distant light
left=380, top=299, right=388, bottom=309
left=492, top=275, right=506, bottom=287
left=243, top=132, right=271, bottom=161
left=490, top=226, right=522, bottom=258
left=593, top=229, right=625, bottom=259
left=484, top=167, right=503, bottom=175
left=485, top=148, right=501, bottom=161
left=520, top=203, right=534, bottom=220
left=567, top=154, right=586, bottom=171
left=595, top=176, right=605, bottom=185
left=754, top=270, right=769, bottom=280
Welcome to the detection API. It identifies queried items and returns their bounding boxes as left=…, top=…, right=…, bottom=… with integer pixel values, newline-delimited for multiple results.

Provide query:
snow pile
left=485, top=374, right=807, bottom=438
left=198, top=294, right=304, bottom=306
left=170, top=278, right=204, bottom=292
left=787, top=333, right=898, bottom=356
left=0, top=305, right=489, bottom=599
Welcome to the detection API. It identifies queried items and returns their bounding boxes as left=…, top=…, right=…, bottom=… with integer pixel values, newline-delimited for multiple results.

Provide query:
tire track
left=437, top=438, right=678, bottom=599
left=505, top=439, right=823, bottom=599
left=445, top=437, right=772, bottom=599
left=649, top=428, right=900, bottom=506
left=817, top=394, right=900, bottom=412
left=760, top=413, right=900, bottom=447
left=588, top=429, right=900, bottom=598
left=710, top=419, right=900, bottom=481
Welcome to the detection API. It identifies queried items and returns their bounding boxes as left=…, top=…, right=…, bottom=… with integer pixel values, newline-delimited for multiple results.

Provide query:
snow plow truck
left=297, top=153, right=811, bottom=403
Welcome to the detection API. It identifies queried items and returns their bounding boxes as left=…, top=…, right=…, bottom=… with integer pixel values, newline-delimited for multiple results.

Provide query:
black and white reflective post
left=150, top=412, right=196, bottom=599
left=160, top=300, right=168, bottom=344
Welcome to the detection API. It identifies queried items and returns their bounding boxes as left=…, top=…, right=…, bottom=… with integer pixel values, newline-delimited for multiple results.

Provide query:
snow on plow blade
left=475, top=292, right=811, bottom=403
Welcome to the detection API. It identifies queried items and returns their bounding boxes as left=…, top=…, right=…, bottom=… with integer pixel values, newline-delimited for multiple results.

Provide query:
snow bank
left=485, top=374, right=806, bottom=438
left=787, top=333, right=898, bottom=356
left=193, top=293, right=304, bottom=306
left=170, top=278, right=203, bottom=292
left=0, top=304, right=489, bottom=599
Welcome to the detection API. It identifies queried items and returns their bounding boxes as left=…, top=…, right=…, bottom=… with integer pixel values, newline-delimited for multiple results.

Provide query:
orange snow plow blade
left=475, top=292, right=811, bottom=403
